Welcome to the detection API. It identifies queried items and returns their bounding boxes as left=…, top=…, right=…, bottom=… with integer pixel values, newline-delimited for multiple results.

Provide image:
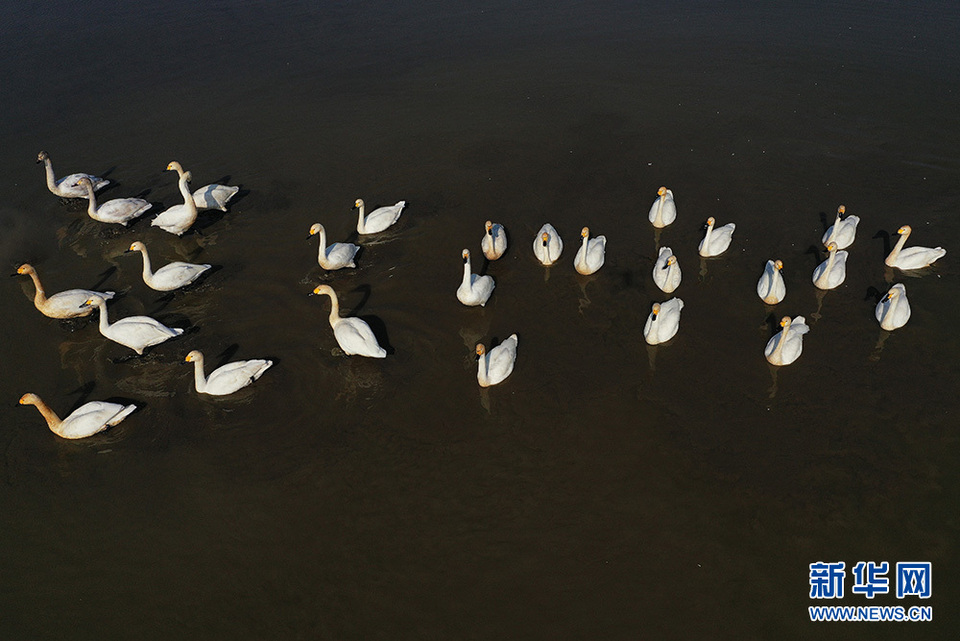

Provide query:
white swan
left=19, top=392, right=136, bottom=440
left=643, top=298, right=684, bottom=345
left=875, top=283, right=911, bottom=331
left=648, top=186, right=677, bottom=228
left=311, top=284, right=386, bottom=358
left=151, top=167, right=198, bottom=235
left=476, top=334, right=518, bottom=387
left=126, top=241, right=211, bottom=291
left=166, top=161, right=239, bottom=211
left=652, top=247, right=681, bottom=294
left=185, top=350, right=273, bottom=396
left=884, top=225, right=946, bottom=270
left=822, top=205, right=859, bottom=249
left=574, top=226, right=606, bottom=275
left=457, top=249, right=495, bottom=306
left=812, top=242, right=848, bottom=290
left=481, top=220, right=507, bottom=260
left=533, top=223, right=563, bottom=265
left=764, top=315, right=810, bottom=366
left=16, top=263, right=115, bottom=319
left=355, top=199, right=405, bottom=234
left=757, top=259, right=786, bottom=305
left=698, top=217, right=736, bottom=257
left=36, top=150, right=109, bottom=198
left=81, top=295, right=184, bottom=355
left=76, top=177, right=151, bottom=226
left=309, top=223, right=359, bottom=270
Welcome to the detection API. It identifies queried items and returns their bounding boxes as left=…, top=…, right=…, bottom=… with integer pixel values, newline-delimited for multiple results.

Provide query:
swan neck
left=31, top=398, right=62, bottom=431
left=825, top=247, right=837, bottom=271
left=325, top=291, right=341, bottom=327
left=42, top=158, right=57, bottom=191
left=887, top=232, right=909, bottom=263
left=192, top=357, right=208, bottom=392
left=478, top=351, right=489, bottom=385
left=356, top=206, right=365, bottom=232
left=653, top=198, right=664, bottom=226
left=138, top=247, right=154, bottom=283
left=94, top=299, right=111, bottom=332
left=179, top=174, right=196, bottom=211
left=772, top=324, right=789, bottom=360
left=462, top=257, right=472, bottom=285
left=83, top=181, right=98, bottom=215
left=316, top=230, right=327, bottom=262
left=26, top=270, right=47, bottom=306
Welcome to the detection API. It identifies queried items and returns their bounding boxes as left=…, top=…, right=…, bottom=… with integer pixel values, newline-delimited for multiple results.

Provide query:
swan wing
left=43, top=289, right=115, bottom=318
left=205, top=360, right=273, bottom=395
left=193, top=184, right=239, bottom=211
left=59, top=401, right=134, bottom=438
left=151, top=262, right=211, bottom=290
left=335, top=318, right=386, bottom=358
left=323, top=242, right=360, bottom=269
left=94, top=198, right=152, bottom=225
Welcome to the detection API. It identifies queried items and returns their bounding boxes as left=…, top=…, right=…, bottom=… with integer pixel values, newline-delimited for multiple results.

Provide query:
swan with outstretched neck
left=757, top=260, right=786, bottom=305
left=311, top=284, right=386, bottom=358
left=166, top=160, right=239, bottom=211
left=648, top=186, right=677, bottom=228
left=81, top=295, right=184, bottom=354
left=653, top=247, right=681, bottom=294
left=125, top=241, right=211, bottom=291
left=19, top=393, right=136, bottom=439
left=185, top=350, right=273, bottom=396
left=884, top=225, right=946, bottom=270
left=75, top=176, right=151, bottom=226
left=822, top=205, right=859, bottom=249
left=533, top=223, right=563, bottom=265
left=875, top=283, right=911, bottom=331
left=481, top=220, right=507, bottom=260
left=643, top=298, right=684, bottom=345
left=36, top=150, right=108, bottom=198
left=151, top=166, right=198, bottom=235
left=764, top=315, right=809, bottom=366
left=476, top=334, right=518, bottom=387
left=812, top=242, right=847, bottom=290
left=698, top=217, right=736, bottom=257
left=16, top=263, right=115, bottom=318
left=574, top=227, right=605, bottom=275
left=457, top=249, right=495, bottom=306
left=354, top=199, right=405, bottom=234
left=309, top=223, right=359, bottom=270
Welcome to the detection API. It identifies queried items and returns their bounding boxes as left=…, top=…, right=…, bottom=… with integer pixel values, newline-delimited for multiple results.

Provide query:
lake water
left=1, top=1, right=958, bottom=638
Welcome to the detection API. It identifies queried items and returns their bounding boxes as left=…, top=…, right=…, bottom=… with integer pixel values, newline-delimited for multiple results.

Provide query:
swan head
left=75, top=176, right=92, bottom=188
left=883, top=286, right=901, bottom=302
left=311, top=284, right=334, bottom=297
left=128, top=241, right=146, bottom=253
left=581, top=227, right=590, bottom=238
left=541, top=232, right=550, bottom=245
left=475, top=344, right=486, bottom=358
left=462, top=249, right=470, bottom=263
left=36, top=151, right=49, bottom=163
left=308, top=223, right=324, bottom=237
left=837, top=204, right=846, bottom=215
left=354, top=199, right=364, bottom=209
left=826, top=241, right=838, bottom=253
left=485, top=220, right=494, bottom=233
left=780, top=316, right=791, bottom=328
left=18, top=393, right=40, bottom=406
left=705, top=216, right=716, bottom=227
left=663, top=256, right=676, bottom=268
left=16, top=264, right=35, bottom=276
left=80, top=296, right=105, bottom=309
left=166, top=161, right=184, bottom=173
left=651, top=303, right=661, bottom=318
left=774, top=259, right=783, bottom=270
left=897, top=225, right=912, bottom=235
left=657, top=186, right=667, bottom=197
left=184, top=350, right=202, bottom=363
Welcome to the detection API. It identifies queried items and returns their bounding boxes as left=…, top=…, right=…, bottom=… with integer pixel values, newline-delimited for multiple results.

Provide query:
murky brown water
left=1, top=1, right=958, bottom=639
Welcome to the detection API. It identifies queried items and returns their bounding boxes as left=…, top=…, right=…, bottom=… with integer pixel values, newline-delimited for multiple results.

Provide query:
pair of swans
left=76, top=176, right=151, bottom=225
left=152, top=161, right=240, bottom=235
left=37, top=150, right=109, bottom=198
left=765, top=316, right=810, bottom=366
left=19, top=392, right=136, bottom=439
left=876, top=283, right=910, bottom=331
left=482, top=221, right=507, bottom=260
left=813, top=242, right=848, bottom=290
left=126, top=241, right=211, bottom=291
left=699, top=217, right=736, bottom=257
left=533, top=223, right=563, bottom=265
left=648, top=186, right=677, bottom=228
left=458, top=249, right=495, bottom=306
left=81, top=295, right=184, bottom=354
left=311, top=285, right=386, bottom=358
left=167, top=161, right=239, bottom=212
left=574, top=227, right=606, bottom=275
left=757, top=260, right=786, bottom=305
left=309, top=223, right=359, bottom=270
left=16, top=263, right=115, bottom=319
left=185, top=350, right=272, bottom=396
left=476, top=334, right=518, bottom=387
left=885, top=225, right=946, bottom=270
left=355, top=199, right=405, bottom=234
left=653, top=247, right=681, bottom=294
left=822, top=205, right=859, bottom=249
left=644, top=298, right=683, bottom=345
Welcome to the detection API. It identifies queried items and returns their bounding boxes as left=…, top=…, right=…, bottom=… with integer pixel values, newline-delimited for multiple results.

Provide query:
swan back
left=574, top=227, right=606, bottom=275
left=812, top=243, right=848, bottom=290
left=875, top=283, right=911, bottom=331
left=457, top=249, right=495, bottom=306
left=648, top=186, right=677, bottom=228
left=757, top=259, right=786, bottom=305
left=533, top=223, right=563, bottom=265
left=476, top=334, right=518, bottom=387
left=653, top=247, right=681, bottom=293
left=643, top=298, right=684, bottom=345
left=764, top=315, right=809, bottom=366
left=698, top=217, right=736, bottom=257
left=481, top=220, right=508, bottom=260
left=821, top=205, right=859, bottom=249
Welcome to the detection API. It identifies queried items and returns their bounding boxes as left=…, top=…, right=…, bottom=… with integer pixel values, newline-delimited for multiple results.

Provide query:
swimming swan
left=764, top=315, right=809, bottom=366
left=533, top=223, right=563, bottom=265
left=36, top=150, right=109, bottom=198
left=16, top=263, right=115, bottom=319
left=822, top=205, right=859, bottom=249
left=457, top=249, right=495, bottom=306
left=309, top=223, right=359, bottom=270
left=81, top=295, right=184, bottom=355
left=648, top=186, right=677, bottom=228
left=19, top=392, right=136, bottom=439
left=166, top=161, right=239, bottom=211
left=884, top=225, right=946, bottom=270
left=76, top=177, right=151, bottom=226
left=875, top=283, right=911, bottom=331
left=476, top=334, right=518, bottom=387
left=482, top=220, right=507, bottom=260
left=126, top=241, right=211, bottom=291
left=311, top=284, right=386, bottom=358
left=574, top=226, right=606, bottom=275
left=151, top=167, right=198, bottom=235
left=653, top=247, right=681, bottom=293
left=185, top=350, right=273, bottom=396
left=757, top=259, right=786, bottom=305
left=354, top=199, right=405, bottom=234
left=698, top=217, right=736, bottom=257
left=643, top=298, right=684, bottom=345
left=812, top=242, right=847, bottom=290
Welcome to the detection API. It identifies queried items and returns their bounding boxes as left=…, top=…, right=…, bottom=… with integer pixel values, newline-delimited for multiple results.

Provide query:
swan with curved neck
left=75, top=176, right=151, bottom=226
left=875, top=283, right=911, bottom=331
left=166, top=160, right=239, bottom=211
left=648, top=186, right=677, bottom=228
left=81, top=295, right=184, bottom=354
left=765, top=315, right=809, bottom=366
left=476, top=334, right=518, bottom=387
left=354, top=198, right=405, bottom=234
left=15, top=263, right=115, bottom=318
left=19, top=392, right=136, bottom=439
left=126, top=241, right=211, bottom=291
left=884, top=225, right=946, bottom=270
left=185, top=350, right=273, bottom=396
left=36, top=150, right=109, bottom=198
left=643, top=298, right=684, bottom=345
left=653, top=247, right=681, bottom=293
left=812, top=242, right=847, bottom=290
left=757, top=259, right=786, bottom=305
left=151, top=165, right=198, bottom=235
left=574, top=226, right=606, bottom=275
left=310, top=284, right=386, bottom=358
left=533, top=223, right=563, bottom=265
left=699, top=217, right=736, bottom=257
left=822, top=205, right=859, bottom=249
left=457, top=249, right=495, bottom=306
left=309, top=223, right=359, bottom=270
left=481, top=220, right=507, bottom=260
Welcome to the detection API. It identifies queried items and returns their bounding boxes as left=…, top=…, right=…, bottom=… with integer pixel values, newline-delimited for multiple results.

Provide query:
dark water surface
left=1, top=1, right=958, bottom=639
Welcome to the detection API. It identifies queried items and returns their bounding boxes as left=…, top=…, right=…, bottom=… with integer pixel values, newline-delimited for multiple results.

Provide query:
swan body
left=481, top=220, right=507, bottom=260
left=884, top=225, right=946, bottom=270
left=875, top=283, right=911, bottom=331
left=151, top=167, right=198, bottom=235
left=19, top=393, right=136, bottom=439
left=574, top=227, right=606, bottom=275
left=16, top=264, right=115, bottom=318
left=36, top=151, right=109, bottom=198
left=812, top=242, right=848, bottom=290
left=699, top=217, right=736, bottom=257
left=126, top=241, right=211, bottom=291
left=309, top=223, right=359, bottom=270
left=457, top=249, right=495, bottom=306
left=822, top=205, right=859, bottom=249
left=311, top=285, right=386, bottom=358
left=764, top=315, right=810, bottom=366
left=167, top=161, right=239, bottom=211
left=76, top=177, right=151, bottom=226
left=648, top=186, right=677, bottom=228
left=533, top=223, right=563, bottom=265
left=757, top=259, right=786, bottom=305
left=185, top=350, right=272, bottom=396
left=81, top=295, right=183, bottom=355
left=355, top=199, right=405, bottom=234
left=652, top=246, right=681, bottom=293
left=476, top=334, right=518, bottom=387
left=643, top=298, right=684, bottom=345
